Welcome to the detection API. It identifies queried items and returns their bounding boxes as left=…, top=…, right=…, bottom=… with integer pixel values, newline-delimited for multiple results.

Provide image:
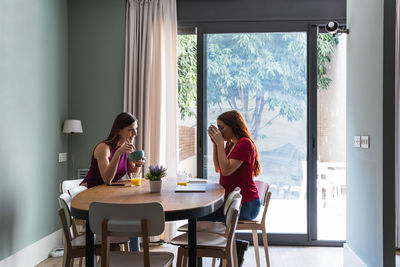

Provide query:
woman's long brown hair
left=217, top=110, right=261, bottom=176
left=103, top=112, right=137, bottom=149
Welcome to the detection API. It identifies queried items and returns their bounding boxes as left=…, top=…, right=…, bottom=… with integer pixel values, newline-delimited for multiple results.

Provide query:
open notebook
left=174, top=185, right=206, bottom=192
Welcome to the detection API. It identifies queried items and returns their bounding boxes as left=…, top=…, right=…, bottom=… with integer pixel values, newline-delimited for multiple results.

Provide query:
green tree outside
left=177, top=33, right=338, bottom=139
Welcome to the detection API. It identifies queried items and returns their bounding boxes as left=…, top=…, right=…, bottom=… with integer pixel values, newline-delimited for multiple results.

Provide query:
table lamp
left=63, top=120, right=83, bottom=179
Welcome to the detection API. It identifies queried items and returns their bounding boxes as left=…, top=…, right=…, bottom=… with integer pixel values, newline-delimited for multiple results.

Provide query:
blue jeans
left=198, top=198, right=261, bottom=222
left=129, top=237, right=139, bottom=251
left=239, top=198, right=261, bottom=220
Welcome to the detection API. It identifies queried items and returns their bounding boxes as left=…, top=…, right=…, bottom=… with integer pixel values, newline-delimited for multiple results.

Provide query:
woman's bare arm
left=208, top=125, right=243, bottom=176
left=215, top=144, right=243, bottom=176
left=95, top=142, right=133, bottom=184
left=127, top=157, right=145, bottom=174
left=212, top=143, right=220, bottom=173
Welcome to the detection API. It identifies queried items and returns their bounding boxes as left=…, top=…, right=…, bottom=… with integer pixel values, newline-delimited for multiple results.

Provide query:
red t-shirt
left=219, top=137, right=259, bottom=203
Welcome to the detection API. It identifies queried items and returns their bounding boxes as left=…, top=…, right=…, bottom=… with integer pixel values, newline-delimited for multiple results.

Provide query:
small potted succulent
left=145, top=165, right=167, bottom=192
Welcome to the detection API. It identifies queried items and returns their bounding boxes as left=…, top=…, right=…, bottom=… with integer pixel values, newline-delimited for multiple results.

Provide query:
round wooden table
left=71, top=177, right=225, bottom=267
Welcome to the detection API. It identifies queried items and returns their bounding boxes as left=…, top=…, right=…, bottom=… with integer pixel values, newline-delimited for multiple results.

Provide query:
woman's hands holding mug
left=134, top=156, right=146, bottom=167
left=208, top=125, right=224, bottom=146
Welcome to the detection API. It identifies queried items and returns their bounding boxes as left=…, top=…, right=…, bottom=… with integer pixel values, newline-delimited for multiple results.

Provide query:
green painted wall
left=68, top=0, right=126, bottom=176
left=0, top=0, right=68, bottom=260
left=346, top=0, right=395, bottom=265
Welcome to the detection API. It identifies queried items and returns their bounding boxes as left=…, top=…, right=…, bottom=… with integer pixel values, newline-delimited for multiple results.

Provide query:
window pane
left=205, top=32, right=307, bottom=233
left=317, top=33, right=346, bottom=240
left=178, top=34, right=197, bottom=177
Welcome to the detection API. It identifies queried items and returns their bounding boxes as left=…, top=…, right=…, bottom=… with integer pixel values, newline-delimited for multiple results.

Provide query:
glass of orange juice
left=129, top=172, right=141, bottom=186
left=177, top=171, right=188, bottom=186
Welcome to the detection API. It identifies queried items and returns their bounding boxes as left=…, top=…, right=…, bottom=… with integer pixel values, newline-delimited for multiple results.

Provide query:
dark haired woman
left=207, top=110, right=261, bottom=266
left=81, top=112, right=145, bottom=188
left=80, top=112, right=145, bottom=251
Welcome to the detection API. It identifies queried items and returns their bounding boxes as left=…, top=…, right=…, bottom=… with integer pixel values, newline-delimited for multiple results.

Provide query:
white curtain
left=396, top=0, right=400, bottom=248
left=123, top=0, right=178, bottom=177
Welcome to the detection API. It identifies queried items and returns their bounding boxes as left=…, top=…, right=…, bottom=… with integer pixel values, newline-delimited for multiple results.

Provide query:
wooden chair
left=89, top=202, right=174, bottom=267
left=60, top=179, right=83, bottom=194
left=171, top=195, right=242, bottom=267
left=67, top=185, right=87, bottom=234
left=58, top=194, right=125, bottom=267
left=68, top=185, right=87, bottom=198
left=236, top=181, right=272, bottom=267
left=177, top=187, right=241, bottom=234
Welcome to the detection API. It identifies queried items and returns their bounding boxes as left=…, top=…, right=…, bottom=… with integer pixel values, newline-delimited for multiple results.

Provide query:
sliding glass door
left=177, top=24, right=346, bottom=245
left=204, top=32, right=308, bottom=234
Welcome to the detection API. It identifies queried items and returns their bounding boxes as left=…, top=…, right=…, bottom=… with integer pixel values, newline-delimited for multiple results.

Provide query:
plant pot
left=149, top=180, right=162, bottom=193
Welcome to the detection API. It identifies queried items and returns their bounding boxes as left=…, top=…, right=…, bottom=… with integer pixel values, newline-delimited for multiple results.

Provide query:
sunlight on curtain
left=123, top=0, right=178, bottom=178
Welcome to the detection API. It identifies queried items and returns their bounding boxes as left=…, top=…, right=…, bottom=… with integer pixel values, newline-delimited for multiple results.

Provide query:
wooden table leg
left=86, top=219, right=96, bottom=267
left=188, top=218, right=202, bottom=267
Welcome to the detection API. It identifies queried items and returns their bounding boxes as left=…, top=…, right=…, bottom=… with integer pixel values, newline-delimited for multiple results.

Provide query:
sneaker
left=235, top=239, right=249, bottom=267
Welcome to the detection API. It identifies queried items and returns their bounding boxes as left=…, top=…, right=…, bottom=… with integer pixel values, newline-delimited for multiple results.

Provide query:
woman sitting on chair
left=81, top=112, right=145, bottom=188
left=206, top=110, right=262, bottom=267
left=207, top=110, right=261, bottom=221
left=80, top=112, right=145, bottom=252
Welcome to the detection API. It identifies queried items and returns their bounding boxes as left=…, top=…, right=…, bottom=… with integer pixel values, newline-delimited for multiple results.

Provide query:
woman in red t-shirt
left=208, top=110, right=261, bottom=221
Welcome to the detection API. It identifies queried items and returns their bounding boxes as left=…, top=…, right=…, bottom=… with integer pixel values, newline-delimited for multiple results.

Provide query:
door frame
left=179, top=21, right=345, bottom=246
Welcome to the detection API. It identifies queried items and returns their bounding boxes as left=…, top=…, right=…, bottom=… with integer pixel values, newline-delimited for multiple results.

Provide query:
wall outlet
left=361, top=136, right=370, bottom=148
left=58, top=152, right=67, bottom=162
left=353, top=136, right=361, bottom=147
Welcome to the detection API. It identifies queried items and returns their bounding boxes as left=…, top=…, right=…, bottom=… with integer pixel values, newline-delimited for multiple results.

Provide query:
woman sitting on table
left=81, top=112, right=145, bottom=188
left=207, top=110, right=261, bottom=221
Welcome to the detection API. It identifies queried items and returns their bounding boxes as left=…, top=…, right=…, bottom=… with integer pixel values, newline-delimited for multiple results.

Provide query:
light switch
left=59, top=152, right=67, bottom=162
left=361, top=136, right=370, bottom=148
left=353, top=136, right=361, bottom=147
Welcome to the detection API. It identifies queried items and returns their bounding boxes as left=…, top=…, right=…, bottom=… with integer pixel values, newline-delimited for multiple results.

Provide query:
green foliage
left=206, top=33, right=308, bottom=139
left=317, top=34, right=339, bottom=90
left=177, top=35, right=197, bottom=120
left=145, top=165, right=167, bottom=181
left=177, top=32, right=338, bottom=138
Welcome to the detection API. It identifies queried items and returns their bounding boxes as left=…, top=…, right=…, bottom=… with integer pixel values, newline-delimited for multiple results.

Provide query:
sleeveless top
left=81, top=145, right=129, bottom=188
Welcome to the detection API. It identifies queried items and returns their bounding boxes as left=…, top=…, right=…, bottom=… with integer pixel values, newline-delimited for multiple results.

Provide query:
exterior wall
left=179, top=126, right=196, bottom=160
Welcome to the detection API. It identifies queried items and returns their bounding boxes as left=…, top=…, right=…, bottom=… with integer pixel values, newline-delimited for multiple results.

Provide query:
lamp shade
left=62, top=120, right=83, bottom=134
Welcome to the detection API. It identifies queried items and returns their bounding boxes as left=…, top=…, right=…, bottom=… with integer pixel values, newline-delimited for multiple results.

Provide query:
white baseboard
left=0, top=229, right=63, bottom=267
left=343, top=243, right=368, bottom=267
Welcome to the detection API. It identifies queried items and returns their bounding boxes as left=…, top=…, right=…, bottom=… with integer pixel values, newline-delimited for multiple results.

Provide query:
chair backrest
left=260, top=191, right=272, bottom=224
left=225, top=195, right=242, bottom=267
left=89, top=202, right=165, bottom=237
left=68, top=185, right=87, bottom=198
left=90, top=202, right=165, bottom=267
left=60, top=179, right=83, bottom=194
left=58, top=193, right=79, bottom=247
left=255, top=180, right=270, bottom=206
left=223, top=187, right=241, bottom=216
left=59, top=193, right=72, bottom=226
